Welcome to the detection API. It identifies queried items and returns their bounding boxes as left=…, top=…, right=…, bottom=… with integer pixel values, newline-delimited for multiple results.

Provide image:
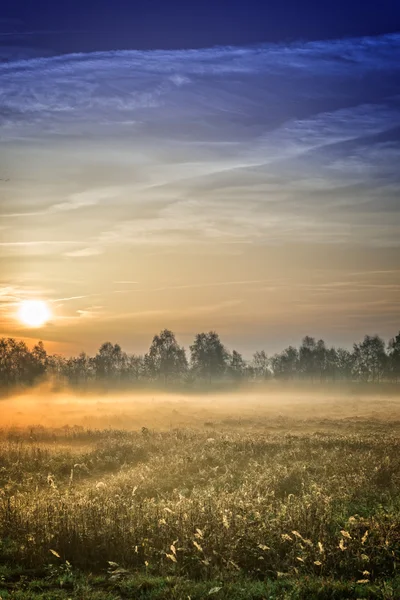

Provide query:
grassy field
left=0, top=387, right=399, bottom=598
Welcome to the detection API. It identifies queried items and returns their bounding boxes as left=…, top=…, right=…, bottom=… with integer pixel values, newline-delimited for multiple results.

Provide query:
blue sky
left=1, top=0, right=400, bottom=53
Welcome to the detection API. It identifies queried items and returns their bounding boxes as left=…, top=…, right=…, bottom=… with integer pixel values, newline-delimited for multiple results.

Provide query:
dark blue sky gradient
left=1, top=0, right=400, bottom=54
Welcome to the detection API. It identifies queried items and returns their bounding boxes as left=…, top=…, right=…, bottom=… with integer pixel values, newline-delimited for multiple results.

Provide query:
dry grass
left=0, top=388, right=399, bottom=594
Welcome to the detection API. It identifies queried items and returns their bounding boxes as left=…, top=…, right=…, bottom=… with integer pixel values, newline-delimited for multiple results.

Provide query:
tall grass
left=0, top=423, right=399, bottom=585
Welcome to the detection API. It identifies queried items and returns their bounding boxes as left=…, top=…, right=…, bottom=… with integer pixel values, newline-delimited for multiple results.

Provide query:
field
left=0, top=386, right=399, bottom=599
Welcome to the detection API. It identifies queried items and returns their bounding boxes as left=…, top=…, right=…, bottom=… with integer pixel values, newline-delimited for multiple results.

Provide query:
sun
left=18, top=300, right=51, bottom=328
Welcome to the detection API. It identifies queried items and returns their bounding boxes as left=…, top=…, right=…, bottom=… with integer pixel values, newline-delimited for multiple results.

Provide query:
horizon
left=2, top=327, right=398, bottom=361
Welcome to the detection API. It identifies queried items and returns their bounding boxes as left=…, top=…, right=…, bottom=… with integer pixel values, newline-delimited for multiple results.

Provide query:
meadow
left=0, top=387, right=399, bottom=599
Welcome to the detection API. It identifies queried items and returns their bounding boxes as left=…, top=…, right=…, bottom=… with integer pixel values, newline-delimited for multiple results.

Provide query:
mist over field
left=2, top=384, right=400, bottom=430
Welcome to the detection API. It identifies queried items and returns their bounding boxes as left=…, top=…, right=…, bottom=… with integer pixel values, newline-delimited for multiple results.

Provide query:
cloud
left=0, top=241, right=82, bottom=258
left=0, top=241, right=79, bottom=247
left=65, top=247, right=103, bottom=257
left=1, top=34, right=399, bottom=128
left=52, top=187, right=122, bottom=212
left=100, top=299, right=243, bottom=323
left=0, top=283, right=53, bottom=316
left=0, top=32, right=399, bottom=256
left=52, top=295, right=92, bottom=302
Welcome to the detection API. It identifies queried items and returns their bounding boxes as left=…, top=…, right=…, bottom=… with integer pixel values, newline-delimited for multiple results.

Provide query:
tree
left=1, top=329, right=396, bottom=390
left=124, top=354, right=145, bottom=383
left=314, top=339, right=328, bottom=380
left=388, top=332, right=400, bottom=382
left=352, top=335, right=387, bottom=382
left=270, top=346, right=298, bottom=379
left=64, top=352, right=94, bottom=385
left=190, top=331, right=229, bottom=383
left=323, top=347, right=338, bottom=380
left=298, top=336, right=318, bottom=379
left=335, top=348, right=354, bottom=380
left=0, top=338, right=47, bottom=387
left=145, top=329, right=187, bottom=383
left=228, top=350, right=247, bottom=381
left=251, top=350, right=271, bottom=380
left=47, top=353, right=68, bottom=384
left=31, top=341, right=48, bottom=375
left=93, top=342, right=127, bottom=381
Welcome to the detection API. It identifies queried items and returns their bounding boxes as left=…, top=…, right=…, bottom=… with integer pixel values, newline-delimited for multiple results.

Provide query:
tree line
left=1, top=329, right=400, bottom=390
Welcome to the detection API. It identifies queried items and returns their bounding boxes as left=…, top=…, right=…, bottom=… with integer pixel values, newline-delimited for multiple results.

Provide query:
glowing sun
left=18, top=300, right=51, bottom=328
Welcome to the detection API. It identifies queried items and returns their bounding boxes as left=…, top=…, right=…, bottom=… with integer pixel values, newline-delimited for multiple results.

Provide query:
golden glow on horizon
left=18, top=300, right=51, bottom=328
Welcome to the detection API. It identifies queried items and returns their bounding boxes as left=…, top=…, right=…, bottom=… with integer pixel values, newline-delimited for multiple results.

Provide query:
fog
left=1, top=383, right=400, bottom=431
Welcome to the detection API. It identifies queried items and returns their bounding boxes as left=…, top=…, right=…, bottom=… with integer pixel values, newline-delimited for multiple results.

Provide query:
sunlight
left=18, top=300, right=51, bottom=328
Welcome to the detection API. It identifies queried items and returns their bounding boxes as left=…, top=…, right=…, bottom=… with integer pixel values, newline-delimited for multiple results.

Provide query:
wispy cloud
left=2, top=34, right=396, bottom=248
left=0, top=240, right=82, bottom=256
left=0, top=241, right=78, bottom=246
left=100, top=299, right=243, bottom=323
left=0, top=283, right=53, bottom=316
left=52, top=187, right=122, bottom=212
left=65, top=247, right=103, bottom=257
left=52, top=295, right=92, bottom=302
left=0, top=32, right=399, bottom=348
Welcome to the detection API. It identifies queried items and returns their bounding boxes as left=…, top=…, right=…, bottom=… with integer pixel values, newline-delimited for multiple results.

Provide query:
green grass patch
left=0, top=571, right=399, bottom=600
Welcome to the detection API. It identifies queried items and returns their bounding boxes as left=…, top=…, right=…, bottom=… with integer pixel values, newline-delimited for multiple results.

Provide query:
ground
left=0, top=384, right=399, bottom=598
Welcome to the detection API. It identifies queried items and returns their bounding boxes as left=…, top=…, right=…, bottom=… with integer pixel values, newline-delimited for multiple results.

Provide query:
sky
left=1, top=1, right=400, bottom=357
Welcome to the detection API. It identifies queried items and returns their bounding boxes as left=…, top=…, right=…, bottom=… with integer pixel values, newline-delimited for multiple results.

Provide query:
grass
left=1, top=570, right=399, bottom=599
left=0, top=390, right=399, bottom=598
